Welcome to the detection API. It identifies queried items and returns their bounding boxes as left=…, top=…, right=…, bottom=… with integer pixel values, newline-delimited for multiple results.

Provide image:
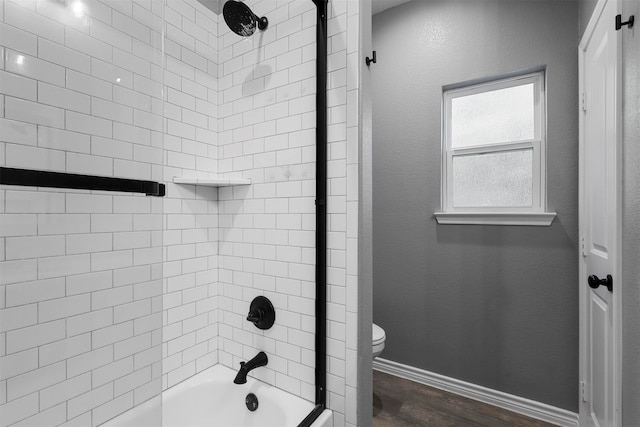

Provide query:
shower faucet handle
left=246, top=309, right=263, bottom=323
left=246, top=296, right=275, bottom=330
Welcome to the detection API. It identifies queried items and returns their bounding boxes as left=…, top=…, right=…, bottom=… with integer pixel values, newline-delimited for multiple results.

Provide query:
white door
left=579, top=0, right=621, bottom=425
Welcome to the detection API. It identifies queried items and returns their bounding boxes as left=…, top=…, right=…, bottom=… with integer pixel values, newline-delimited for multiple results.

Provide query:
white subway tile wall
left=332, top=2, right=359, bottom=426
left=213, top=1, right=360, bottom=425
left=215, top=0, right=319, bottom=404
left=0, top=0, right=165, bottom=425
left=0, top=0, right=360, bottom=425
left=160, top=0, right=220, bottom=393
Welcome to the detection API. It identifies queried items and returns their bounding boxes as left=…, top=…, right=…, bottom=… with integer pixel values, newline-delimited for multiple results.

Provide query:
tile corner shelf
left=173, top=177, right=252, bottom=187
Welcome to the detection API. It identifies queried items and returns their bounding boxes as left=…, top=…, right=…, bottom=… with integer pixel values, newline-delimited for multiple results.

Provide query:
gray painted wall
left=372, top=0, right=579, bottom=411
left=620, top=1, right=640, bottom=425
left=579, top=0, right=598, bottom=36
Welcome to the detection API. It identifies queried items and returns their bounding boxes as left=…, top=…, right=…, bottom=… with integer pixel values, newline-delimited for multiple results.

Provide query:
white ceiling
left=372, top=0, right=413, bottom=15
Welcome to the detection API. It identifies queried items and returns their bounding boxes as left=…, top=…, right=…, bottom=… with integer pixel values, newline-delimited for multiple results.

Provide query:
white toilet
left=372, top=323, right=386, bottom=359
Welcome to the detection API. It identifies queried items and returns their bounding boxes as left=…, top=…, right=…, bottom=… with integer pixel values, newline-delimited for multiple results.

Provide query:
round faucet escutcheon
left=246, top=296, right=275, bottom=330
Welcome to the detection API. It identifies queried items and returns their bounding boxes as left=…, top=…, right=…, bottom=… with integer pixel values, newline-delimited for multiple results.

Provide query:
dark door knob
left=588, top=274, right=613, bottom=292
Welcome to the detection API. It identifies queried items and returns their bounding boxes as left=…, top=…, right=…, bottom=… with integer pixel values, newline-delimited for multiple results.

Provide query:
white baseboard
left=373, top=358, right=579, bottom=427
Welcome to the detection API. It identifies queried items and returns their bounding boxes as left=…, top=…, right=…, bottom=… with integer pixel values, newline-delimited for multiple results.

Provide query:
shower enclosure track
left=0, top=167, right=166, bottom=197
left=300, top=0, right=328, bottom=426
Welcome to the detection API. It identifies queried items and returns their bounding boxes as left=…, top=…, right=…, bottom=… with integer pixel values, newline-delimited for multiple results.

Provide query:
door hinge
left=581, top=381, right=589, bottom=402
left=581, top=92, right=587, bottom=112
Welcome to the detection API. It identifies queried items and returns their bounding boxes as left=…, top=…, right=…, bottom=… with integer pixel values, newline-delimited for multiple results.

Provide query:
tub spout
left=233, top=351, right=268, bottom=384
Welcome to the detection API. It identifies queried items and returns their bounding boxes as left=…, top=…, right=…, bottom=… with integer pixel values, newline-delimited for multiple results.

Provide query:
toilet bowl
left=372, top=323, right=386, bottom=359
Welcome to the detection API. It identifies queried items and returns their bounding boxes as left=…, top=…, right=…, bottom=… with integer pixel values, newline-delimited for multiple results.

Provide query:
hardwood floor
left=373, top=370, right=558, bottom=427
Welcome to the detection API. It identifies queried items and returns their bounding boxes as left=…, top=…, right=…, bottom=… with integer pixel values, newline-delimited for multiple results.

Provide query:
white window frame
left=435, top=71, right=556, bottom=226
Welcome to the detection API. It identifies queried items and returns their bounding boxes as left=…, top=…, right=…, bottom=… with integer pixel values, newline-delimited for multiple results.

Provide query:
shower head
left=223, top=1, right=268, bottom=37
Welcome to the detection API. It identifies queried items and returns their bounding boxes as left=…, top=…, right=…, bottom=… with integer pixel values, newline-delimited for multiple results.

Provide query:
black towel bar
left=0, top=167, right=166, bottom=197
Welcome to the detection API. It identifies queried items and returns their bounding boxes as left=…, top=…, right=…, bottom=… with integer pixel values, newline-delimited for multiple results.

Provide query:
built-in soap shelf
left=173, top=177, right=251, bottom=187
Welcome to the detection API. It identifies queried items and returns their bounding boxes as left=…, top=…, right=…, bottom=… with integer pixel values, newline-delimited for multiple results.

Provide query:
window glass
left=451, top=83, right=535, bottom=148
left=452, top=149, right=533, bottom=208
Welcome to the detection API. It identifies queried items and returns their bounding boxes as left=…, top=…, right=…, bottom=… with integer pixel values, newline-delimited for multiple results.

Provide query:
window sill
left=434, top=212, right=557, bottom=226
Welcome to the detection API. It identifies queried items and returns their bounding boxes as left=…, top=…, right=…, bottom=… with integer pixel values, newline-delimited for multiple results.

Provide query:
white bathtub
left=102, top=364, right=333, bottom=427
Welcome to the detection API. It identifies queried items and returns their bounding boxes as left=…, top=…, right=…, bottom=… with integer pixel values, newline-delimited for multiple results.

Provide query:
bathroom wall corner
left=355, top=0, right=373, bottom=426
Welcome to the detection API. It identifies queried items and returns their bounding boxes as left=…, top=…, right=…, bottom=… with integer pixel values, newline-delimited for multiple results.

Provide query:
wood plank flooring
left=373, top=370, right=558, bottom=427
